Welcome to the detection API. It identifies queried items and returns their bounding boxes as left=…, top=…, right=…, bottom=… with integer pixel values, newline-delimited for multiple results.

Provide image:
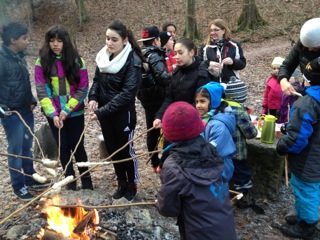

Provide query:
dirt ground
left=1, top=0, right=320, bottom=239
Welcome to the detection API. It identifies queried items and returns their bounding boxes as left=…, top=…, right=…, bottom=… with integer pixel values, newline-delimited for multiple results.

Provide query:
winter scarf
left=96, top=42, right=132, bottom=74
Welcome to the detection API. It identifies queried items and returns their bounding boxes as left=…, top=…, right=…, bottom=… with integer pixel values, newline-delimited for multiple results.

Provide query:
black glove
left=0, top=106, right=9, bottom=118
left=280, top=123, right=288, bottom=135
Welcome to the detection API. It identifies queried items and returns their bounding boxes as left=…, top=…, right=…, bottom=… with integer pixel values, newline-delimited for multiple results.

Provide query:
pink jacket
left=262, top=75, right=281, bottom=114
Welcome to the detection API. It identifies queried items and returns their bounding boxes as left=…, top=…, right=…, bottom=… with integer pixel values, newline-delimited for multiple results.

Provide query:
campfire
left=38, top=196, right=99, bottom=240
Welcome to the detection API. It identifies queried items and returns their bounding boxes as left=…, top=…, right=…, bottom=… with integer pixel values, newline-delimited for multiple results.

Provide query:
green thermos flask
left=257, top=114, right=277, bottom=144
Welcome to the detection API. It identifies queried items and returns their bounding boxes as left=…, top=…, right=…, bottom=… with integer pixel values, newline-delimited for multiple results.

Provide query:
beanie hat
left=303, top=58, right=320, bottom=86
left=159, top=31, right=171, bottom=47
left=162, top=101, right=204, bottom=142
left=271, top=57, right=285, bottom=68
left=225, top=76, right=248, bottom=103
left=198, top=82, right=224, bottom=109
left=137, top=26, right=159, bottom=42
left=300, top=18, right=320, bottom=48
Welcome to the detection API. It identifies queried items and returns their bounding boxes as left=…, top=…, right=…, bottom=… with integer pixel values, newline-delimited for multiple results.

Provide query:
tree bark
left=75, top=0, right=89, bottom=23
left=183, top=0, right=199, bottom=41
left=0, top=1, right=10, bottom=26
left=237, top=0, right=267, bottom=32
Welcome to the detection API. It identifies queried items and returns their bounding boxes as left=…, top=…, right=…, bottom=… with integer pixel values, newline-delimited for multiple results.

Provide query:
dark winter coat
left=0, top=44, right=37, bottom=113
left=137, top=45, right=171, bottom=107
left=278, top=40, right=320, bottom=83
left=198, top=38, right=246, bottom=84
left=277, top=86, right=320, bottom=182
left=156, top=136, right=237, bottom=240
left=88, top=50, right=142, bottom=119
left=155, top=57, right=210, bottom=120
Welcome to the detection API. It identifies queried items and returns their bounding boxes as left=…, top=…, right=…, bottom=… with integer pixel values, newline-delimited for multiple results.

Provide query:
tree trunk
left=183, top=0, right=199, bottom=41
left=237, top=0, right=267, bottom=32
left=0, top=1, right=10, bottom=26
left=75, top=0, right=89, bottom=24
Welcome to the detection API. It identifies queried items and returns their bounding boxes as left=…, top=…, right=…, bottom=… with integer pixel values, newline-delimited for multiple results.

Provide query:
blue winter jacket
left=277, top=86, right=320, bottom=182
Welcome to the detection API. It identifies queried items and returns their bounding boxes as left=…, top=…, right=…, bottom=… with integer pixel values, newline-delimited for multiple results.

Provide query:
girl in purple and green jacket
left=34, top=25, right=93, bottom=190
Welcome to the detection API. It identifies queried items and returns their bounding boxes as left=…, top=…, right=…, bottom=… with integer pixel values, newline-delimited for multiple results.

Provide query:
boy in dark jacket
left=0, top=22, right=47, bottom=201
left=224, top=77, right=258, bottom=192
left=277, top=58, right=320, bottom=239
left=137, top=26, right=171, bottom=172
left=156, top=101, right=236, bottom=240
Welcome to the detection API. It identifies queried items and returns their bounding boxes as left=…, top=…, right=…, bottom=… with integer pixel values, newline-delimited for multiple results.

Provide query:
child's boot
left=112, top=181, right=127, bottom=200
left=281, top=220, right=316, bottom=239
left=124, top=182, right=137, bottom=203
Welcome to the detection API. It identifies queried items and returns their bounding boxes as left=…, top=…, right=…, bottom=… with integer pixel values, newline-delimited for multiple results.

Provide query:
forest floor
left=1, top=0, right=320, bottom=239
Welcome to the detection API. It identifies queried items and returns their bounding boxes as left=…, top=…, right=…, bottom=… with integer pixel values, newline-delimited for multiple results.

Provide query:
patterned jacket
left=277, top=86, right=320, bottom=182
left=227, top=100, right=258, bottom=160
left=35, top=56, right=88, bottom=118
left=198, top=38, right=246, bottom=84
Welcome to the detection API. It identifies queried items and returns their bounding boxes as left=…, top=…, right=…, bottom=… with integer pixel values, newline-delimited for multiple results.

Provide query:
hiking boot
left=285, top=215, right=297, bottom=225
left=234, top=180, right=253, bottom=191
left=281, top=220, right=316, bottom=240
left=124, top=182, right=137, bottom=203
left=81, top=176, right=93, bottom=190
left=112, top=181, right=127, bottom=200
left=14, top=186, right=34, bottom=202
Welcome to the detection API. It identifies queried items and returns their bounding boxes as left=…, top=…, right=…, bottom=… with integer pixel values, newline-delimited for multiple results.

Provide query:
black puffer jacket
left=155, top=57, right=210, bottom=120
left=156, top=136, right=237, bottom=240
left=137, top=46, right=171, bottom=107
left=278, top=40, right=320, bottom=83
left=0, top=44, right=36, bottom=112
left=88, top=50, right=142, bottom=119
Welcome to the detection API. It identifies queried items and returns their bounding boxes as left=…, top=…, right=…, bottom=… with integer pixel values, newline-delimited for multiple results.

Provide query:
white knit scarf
left=96, top=42, right=132, bottom=74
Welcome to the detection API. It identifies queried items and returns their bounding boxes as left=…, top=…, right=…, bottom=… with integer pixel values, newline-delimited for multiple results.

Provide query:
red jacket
left=262, top=75, right=281, bottom=114
left=166, top=50, right=176, bottom=73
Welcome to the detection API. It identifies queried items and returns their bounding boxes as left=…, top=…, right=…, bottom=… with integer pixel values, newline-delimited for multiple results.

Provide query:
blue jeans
left=291, top=173, right=320, bottom=224
left=1, top=111, right=36, bottom=190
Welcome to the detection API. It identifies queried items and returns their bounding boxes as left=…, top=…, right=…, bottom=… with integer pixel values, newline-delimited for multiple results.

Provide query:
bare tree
left=237, top=0, right=266, bottom=31
left=75, top=0, right=89, bottom=24
left=183, top=0, right=199, bottom=41
left=0, top=1, right=10, bottom=26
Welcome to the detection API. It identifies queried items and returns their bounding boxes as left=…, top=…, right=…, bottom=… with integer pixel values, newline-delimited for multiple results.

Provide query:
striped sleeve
left=34, top=58, right=59, bottom=118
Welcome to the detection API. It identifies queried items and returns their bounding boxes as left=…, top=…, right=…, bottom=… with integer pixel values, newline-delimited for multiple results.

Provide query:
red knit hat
left=162, top=101, right=205, bottom=142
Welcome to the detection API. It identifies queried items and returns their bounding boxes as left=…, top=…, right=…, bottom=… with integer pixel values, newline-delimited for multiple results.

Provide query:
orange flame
left=38, top=196, right=99, bottom=240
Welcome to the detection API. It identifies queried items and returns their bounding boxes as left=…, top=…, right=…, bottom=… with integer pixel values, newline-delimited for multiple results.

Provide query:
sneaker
left=124, top=183, right=137, bottom=203
left=14, top=186, right=34, bottom=201
left=112, top=182, right=127, bottom=200
left=234, top=180, right=253, bottom=191
left=26, top=181, right=52, bottom=191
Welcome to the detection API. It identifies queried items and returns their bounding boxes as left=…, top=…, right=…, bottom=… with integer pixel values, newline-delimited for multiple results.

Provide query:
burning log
left=73, top=211, right=95, bottom=235
left=41, top=229, right=73, bottom=240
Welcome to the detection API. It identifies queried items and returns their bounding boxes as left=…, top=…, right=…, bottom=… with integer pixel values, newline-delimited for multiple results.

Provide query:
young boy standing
left=224, top=77, right=258, bottom=193
left=156, top=101, right=236, bottom=240
left=277, top=58, right=320, bottom=239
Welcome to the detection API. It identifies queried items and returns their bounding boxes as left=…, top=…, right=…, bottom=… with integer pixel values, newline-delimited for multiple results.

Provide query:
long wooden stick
left=50, top=201, right=156, bottom=209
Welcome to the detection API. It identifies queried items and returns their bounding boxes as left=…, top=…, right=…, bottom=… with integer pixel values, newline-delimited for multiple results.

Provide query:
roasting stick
left=284, top=104, right=291, bottom=187
left=76, top=149, right=162, bottom=167
left=50, top=201, right=157, bottom=209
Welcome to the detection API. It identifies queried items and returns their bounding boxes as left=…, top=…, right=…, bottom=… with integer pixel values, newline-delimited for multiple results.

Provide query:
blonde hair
left=204, top=19, right=232, bottom=45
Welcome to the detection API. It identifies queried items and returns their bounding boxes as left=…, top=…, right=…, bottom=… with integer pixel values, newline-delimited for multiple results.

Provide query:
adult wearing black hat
left=277, top=58, right=320, bottom=239
left=137, top=26, right=171, bottom=173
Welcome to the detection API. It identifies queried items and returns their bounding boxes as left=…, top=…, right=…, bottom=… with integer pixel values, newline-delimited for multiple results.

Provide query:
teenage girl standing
left=35, top=25, right=93, bottom=190
left=88, top=20, right=143, bottom=202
